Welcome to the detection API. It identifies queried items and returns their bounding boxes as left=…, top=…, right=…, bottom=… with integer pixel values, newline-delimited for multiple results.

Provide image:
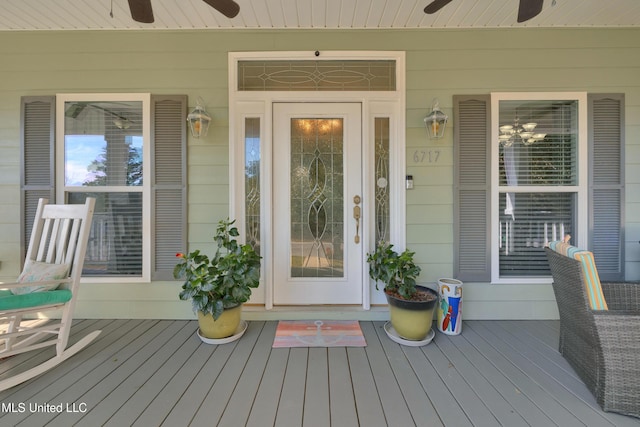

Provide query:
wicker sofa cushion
left=549, top=241, right=608, bottom=310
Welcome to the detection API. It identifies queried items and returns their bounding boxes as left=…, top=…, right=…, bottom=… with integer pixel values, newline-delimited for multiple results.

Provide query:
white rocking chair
left=0, top=197, right=100, bottom=391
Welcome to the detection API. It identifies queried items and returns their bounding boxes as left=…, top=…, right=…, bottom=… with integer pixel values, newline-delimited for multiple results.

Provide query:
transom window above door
left=237, top=59, right=397, bottom=91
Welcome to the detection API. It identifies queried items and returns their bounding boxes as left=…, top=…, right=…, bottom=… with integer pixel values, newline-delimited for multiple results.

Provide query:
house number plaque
left=413, top=150, right=440, bottom=164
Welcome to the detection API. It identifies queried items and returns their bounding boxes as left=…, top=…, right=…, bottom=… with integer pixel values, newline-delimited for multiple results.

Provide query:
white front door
left=273, top=103, right=363, bottom=305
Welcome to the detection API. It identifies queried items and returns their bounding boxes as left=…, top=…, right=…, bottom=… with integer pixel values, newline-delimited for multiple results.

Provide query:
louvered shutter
left=453, top=95, right=491, bottom=281
left=589, top=94, right=624, bottom=280
left=151, top=95, right=187, bottom=280
left=20, top=97, right=55, bottom=262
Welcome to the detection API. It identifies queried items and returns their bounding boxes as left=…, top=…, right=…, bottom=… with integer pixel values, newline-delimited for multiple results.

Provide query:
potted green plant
left=367, top=241, right=437, bottom=341
left=174, top=219, right=261, bottom=340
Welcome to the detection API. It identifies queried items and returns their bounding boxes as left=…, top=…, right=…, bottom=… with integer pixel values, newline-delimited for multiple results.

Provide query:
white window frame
left=490, top=92, right=588, bottom=284
left=55, top=93, right=152, bottom=283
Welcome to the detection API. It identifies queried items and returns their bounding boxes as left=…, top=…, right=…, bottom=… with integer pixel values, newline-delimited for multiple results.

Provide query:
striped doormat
left=273, top=320, right=366, bottom=348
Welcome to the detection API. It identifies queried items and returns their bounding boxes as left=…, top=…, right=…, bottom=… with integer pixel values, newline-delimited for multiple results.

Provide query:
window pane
left=290, top=118, right=344, bottom=278
left=64, top=101, right=143, bottom=187
left=245, top=117, right=261, bottom=252
left=499, top=192, right=575, bottom=277
left=238, top=60, right=396, bottom=91
left=499, top=100, right=577, bottom=186
left=374, top=118, right=390, bottom=243
left=68, top=192, right=143, bottom=277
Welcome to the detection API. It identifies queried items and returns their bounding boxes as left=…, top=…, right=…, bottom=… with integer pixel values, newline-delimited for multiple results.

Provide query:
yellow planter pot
left=386, top=286, right=438, bottom=341
left=197, top=305, right=242, bottom=339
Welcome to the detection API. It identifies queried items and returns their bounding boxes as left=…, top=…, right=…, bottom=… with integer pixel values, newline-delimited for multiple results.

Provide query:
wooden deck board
left=478, top=320, right=640, bottom=427
left=76, top=321, right=194, bottom=426
left=1, top=319, right=161, bottom=426
left=245, top=346, right=289, bottom=427
left=303, top=347, right=331, bottom=426
left=464, top=321, right=579, bottom=427
left=473, top=321, right=599, bottom=427
left=433, top=332, right=529, bottom=427
left=1, top=319, right=639, bottom=427
left=421, top=333, right=499, bottom=426
left=346, top=346, right=387, bottom=427
left=0, top=319, right=103, bottom=379
left=441, top=323, right=558, bottom=426
left=403, top=343, right=472, bottom=426
left=490, top=321, right=597, bottom=404
left=132, top=328, right=214, bottom=427
left=328, top=347, right=359, bottom=426
left=273, top=347, right=307, bottom=427
left=218, top=321, right=275, bottom=427
left=189, top=321, right=264, bottom=426
left=371, top=322, right=442, bottom=427
left=51, top=320, right=191, bottom=427
left=360, top=322, right=415, bottom=426
left=160, top=332, right=240, bottom=426
left=101, top=322, right=201, bottom=427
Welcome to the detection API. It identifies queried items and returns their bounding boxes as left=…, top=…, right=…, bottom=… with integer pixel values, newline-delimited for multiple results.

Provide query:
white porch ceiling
left=0, top=0, right=639, bottom=31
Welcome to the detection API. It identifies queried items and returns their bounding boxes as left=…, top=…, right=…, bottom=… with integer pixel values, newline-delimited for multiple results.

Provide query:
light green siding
left=1, top=28, right=638, bottom=319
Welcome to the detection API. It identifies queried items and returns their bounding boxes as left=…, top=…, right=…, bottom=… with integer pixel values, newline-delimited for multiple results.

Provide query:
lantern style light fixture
left=187, top=97, right=212, bottom=138
left=423, top=98, right=448, bottom=139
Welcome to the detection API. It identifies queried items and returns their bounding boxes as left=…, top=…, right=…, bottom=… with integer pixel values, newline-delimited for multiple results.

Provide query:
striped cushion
left=548, top=241, right=608, bottom=310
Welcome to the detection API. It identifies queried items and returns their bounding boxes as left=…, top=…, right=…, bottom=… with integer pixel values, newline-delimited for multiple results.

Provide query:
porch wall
left=0, top=28, right=638, bottom=320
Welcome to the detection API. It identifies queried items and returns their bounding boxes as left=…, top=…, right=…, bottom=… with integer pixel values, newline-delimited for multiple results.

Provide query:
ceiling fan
left=424, top=0, right=544, bottom=23
left=128, top=0, right=240, bottom=23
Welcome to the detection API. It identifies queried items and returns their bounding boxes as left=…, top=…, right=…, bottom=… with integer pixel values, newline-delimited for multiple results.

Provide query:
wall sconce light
left=187, top=97, right=212, bottom=138
left=423, top=98, right=448, bottom=139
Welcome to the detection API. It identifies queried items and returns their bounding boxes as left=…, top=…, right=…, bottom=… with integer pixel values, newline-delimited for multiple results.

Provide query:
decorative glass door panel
left=290, top=117, right=344, bottom=278
left=273, top=103, right=362, bottom=305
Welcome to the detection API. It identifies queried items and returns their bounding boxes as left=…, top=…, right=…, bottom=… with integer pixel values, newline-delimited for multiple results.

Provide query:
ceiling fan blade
left=517, top=0, right=543, bottom=23
left=424, top=0, right=454, bottom=14
left=128, top=0, right=154, bottom=23
left=201, top=0, right=240, bottom=18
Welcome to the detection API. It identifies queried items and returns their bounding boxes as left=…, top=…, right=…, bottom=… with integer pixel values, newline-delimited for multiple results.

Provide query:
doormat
left=273, top=320, right=366, bottom=348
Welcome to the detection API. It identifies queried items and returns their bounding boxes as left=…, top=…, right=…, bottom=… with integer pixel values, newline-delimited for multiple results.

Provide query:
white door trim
left=229, top=51, right=406, bottom=311
left=272, top=102, right=363, bottom=305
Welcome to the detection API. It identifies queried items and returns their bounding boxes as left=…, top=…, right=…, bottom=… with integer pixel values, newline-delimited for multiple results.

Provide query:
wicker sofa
left=545, top=245, right=640, bottom=418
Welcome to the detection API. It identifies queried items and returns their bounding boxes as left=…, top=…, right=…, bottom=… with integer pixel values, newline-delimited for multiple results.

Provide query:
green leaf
left=176, top=217, right=262, bottom=317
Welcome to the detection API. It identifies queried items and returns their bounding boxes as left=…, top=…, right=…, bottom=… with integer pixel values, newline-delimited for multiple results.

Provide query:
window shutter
left=20, top=96, right=55, bottom=262
left=453, top=95, right=491, bottom=281
left=151, top=95, right=187, bottom=280
left=589, top=94, right=624, bottom=280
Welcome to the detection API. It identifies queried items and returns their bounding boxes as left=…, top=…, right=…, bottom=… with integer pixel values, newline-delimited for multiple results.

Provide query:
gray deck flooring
left=1, top=319, right=639, bottom=426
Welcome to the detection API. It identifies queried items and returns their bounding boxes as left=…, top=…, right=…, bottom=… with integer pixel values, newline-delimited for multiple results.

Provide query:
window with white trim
left=491, top=93, right=588, bottom=282
left=57, top=94, right=151, bottom=280
left=21, top=94, right=187, bottom=283
left=454, top=93, right=624, bottom=283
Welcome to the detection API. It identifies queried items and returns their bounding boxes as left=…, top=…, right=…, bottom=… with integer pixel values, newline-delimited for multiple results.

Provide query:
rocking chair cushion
left=0, top=289, right=72, bottom=310
left=11, top=260, right=70, bottom=295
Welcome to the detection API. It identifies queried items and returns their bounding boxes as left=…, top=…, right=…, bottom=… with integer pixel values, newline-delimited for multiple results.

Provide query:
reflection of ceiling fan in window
left=127, top=0, right=240, bottom=23
left=424, top=0, right=544, bottom=23
left=65, top=102, right=136, bottom=130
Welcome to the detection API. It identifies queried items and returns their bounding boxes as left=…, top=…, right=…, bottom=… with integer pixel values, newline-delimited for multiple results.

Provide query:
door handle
left=353, top=195, right=361, bottom=244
